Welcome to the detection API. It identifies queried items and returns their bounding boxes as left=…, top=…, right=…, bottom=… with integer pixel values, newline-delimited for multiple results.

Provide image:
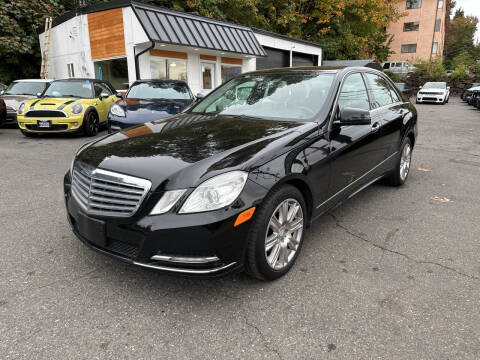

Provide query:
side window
left=101, top=82, right=113, bottom=95
left=389, top=85, right=401, bottom=103
left=94, top=83, right=112, bottom=97
left=364, top=73, right=394, bottom=108
left=337, top=73, right=370, bottom=111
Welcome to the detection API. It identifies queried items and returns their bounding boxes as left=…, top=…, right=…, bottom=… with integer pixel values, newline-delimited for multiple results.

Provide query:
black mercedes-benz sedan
left=107, top=80, right=195, bottom=133
left=64, top=67, right=417, bottom=280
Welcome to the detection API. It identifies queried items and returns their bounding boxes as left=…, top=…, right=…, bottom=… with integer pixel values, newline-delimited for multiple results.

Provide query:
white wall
left=39, top=14, right=94, bottom=79
left=123, top=6, right=150, bottom=84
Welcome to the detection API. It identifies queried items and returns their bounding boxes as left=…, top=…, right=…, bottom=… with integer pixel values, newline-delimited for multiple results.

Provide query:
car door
left=325, top=71, right=386, bottom=202
left=93, top=82, right=115, bottom=123
left=364, top=73, right=406, bottom=161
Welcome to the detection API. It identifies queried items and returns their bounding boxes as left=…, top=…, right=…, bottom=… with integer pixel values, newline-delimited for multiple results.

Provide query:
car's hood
left=77, top=113, right=317, bottom=190
left=1, top=94, right=35, bottom=110
left=115, top=98, right=192, bottom=123
left=25, top=97, right=80, bottom=110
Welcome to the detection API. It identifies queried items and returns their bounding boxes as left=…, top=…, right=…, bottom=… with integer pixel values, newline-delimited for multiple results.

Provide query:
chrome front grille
left=71, top=162, right=151, bottom=217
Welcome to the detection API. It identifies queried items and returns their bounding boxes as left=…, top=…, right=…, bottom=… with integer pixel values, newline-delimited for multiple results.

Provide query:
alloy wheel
left=89, top=113, right=99, bottom=135
left=400, top=143, right=412, bottom=181
left=264, top=198, right=304, bottom=270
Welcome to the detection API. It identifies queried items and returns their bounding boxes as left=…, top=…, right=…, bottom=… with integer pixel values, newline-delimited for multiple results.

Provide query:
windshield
left=191, top=72, right=335, bottom=120
left=424, top=82, right=446, bottom=89
left=5, top=82, right=47, bottom=96
left=43, top=81, right=93, bottom=98
left=126, top=82, right=191, bottom=100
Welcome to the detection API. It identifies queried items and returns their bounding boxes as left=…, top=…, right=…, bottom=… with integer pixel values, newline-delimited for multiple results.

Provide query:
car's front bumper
left=5, top=109, right=17, bottom=124
left=17, top=114, right=84, bottom=133
left=64, top=171, right=266, bottom=277
left=416, top=94, right=446, bottom=103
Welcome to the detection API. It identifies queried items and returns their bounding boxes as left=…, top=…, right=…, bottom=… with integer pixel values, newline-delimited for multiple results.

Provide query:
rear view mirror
left=339, top=107, right=371, bottom=126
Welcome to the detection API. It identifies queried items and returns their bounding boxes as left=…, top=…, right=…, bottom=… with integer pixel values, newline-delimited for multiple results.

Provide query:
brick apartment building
left=387, top=0, right=449, bottom=61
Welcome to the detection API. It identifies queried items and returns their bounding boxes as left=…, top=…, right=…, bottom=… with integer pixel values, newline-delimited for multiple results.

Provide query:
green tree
left=444, top=8, right=479, bottom=66
left=0, top=0, right=65, bottom=83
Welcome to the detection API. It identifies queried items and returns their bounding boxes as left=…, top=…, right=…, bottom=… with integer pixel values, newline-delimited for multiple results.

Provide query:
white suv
left=416, top=82, right=450, bottom=105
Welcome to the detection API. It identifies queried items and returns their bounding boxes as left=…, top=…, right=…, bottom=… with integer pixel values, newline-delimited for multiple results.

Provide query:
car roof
left=133, top=79, right=188, bottom=84
left=13, top=79, right=53, bottom=82
left=53, top=78, right=99, bottom=82
left=244, top=66, right=386, bottom=77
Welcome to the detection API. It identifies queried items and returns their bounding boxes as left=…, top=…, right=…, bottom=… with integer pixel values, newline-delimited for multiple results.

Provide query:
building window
left=432, top=42, right=439, bottom=54
left=94, top=58, right=128, bottom=90
left=221, top=65, right=242, bottom=83
left=403, top=22, right=420, bottom=31
left=406, top=0, right=421, bottom=9
left=435, top=19, right=441, bottom=32
left=438, top=0, right=444, bottom=9
left=67, top=63, right=75, bottom=78
left=401, top=44, right=417, bottom=53
left=150, top=57, right=187, bottom=81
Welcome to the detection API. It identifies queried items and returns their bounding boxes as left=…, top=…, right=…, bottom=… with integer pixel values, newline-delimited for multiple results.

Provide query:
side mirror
left=36, top=92, right=42, bottom=98
left=115, top=92, right=123, bottom=98
left=447, top=86, right=451, bottom=90
left=419, top=86, right=423, bottom=89
left=338, top=107, right=371, bottom=126
left=195, top=93, right=205, bottom=102
left=99, top=92, right=109, bottom=100
left=0, top=90, right=4, bottom=96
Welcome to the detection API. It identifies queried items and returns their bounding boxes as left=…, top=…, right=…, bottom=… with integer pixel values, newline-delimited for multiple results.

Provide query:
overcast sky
left=455, top=0, right=480, bottom=42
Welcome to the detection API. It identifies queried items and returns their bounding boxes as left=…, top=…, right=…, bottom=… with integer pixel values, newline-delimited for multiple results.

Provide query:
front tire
left=83, top=111, right=99, bottom=137
left=386, top=138, right=412, bottom=186
left=245, top=185, right=307, bottom=280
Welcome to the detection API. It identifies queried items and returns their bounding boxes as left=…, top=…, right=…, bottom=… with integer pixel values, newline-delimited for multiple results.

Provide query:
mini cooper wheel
left=83, top=111, right=99, bottom=137
left=387, top=138, right=412, bottom=186
left=245, top=185, right=307, bottom=280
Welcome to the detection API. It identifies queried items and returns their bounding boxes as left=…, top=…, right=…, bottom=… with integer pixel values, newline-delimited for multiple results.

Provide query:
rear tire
left=245, top=185, right=307, bottom=281
left=386, top=138, right=412, bottom=187
left=83, top=111, right=99, bottom=137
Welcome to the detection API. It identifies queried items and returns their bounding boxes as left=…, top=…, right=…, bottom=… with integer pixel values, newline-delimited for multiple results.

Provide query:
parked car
left=461, top=83, right=480, bottom=101
left=108, top=80, right=195, bottom=133
left=17, top=79, right=121, bottom=137
left=416, top=82, right=450, bottom=104
left=395, top=83, right=413, bottom=98
left=64, top=66, right=417, bottom=280
left=0, top=98, right=6, bottom=126
left=382, top=61, right=415, bottom=77
left=0, top=79, right=51, bottom=126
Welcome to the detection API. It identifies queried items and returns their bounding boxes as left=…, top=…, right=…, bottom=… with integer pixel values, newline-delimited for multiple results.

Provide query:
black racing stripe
left=57, top=99, right=77, bottom=110
left=29, top=99, right=41, bottom=110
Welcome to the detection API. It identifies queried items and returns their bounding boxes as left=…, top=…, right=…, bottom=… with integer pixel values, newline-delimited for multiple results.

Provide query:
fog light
left=73, top=122, right=78, bottom=126
left=19, top=122, right=24, bottom=126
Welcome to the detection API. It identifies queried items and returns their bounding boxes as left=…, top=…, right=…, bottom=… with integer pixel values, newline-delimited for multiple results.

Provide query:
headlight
left=150, top=189, right=187, bottom=215
left=110, top=104, right=125, bottom=117
left=179, top=171, right=248, bottom=213
left=70, top=103, right=84, bottom=114
left=18, top=103, right=25, bottom=114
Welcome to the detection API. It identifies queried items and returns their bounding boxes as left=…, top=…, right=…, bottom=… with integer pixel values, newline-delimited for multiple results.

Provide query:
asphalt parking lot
left=1, top=98, right=479, bottom=359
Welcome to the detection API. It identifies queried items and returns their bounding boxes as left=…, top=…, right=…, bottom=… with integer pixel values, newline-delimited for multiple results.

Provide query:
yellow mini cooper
left=17, top=79, right=121, bottom=137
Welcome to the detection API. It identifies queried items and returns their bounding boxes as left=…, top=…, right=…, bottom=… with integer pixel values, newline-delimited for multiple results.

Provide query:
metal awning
left=131, top=1, right=266, bottom=57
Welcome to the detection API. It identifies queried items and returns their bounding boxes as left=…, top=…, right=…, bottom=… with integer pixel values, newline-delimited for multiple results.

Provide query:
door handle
left=371, top=122, right=381, bottom=133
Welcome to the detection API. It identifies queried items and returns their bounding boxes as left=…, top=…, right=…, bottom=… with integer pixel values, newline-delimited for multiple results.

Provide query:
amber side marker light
left=234, top=207, right=256, bottom=227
